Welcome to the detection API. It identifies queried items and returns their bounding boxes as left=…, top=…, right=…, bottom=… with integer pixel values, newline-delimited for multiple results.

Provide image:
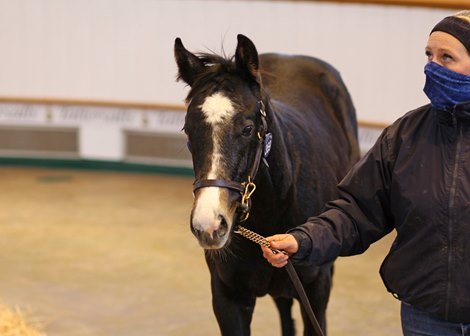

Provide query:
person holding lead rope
left=262, top=10, right=470, bottom=336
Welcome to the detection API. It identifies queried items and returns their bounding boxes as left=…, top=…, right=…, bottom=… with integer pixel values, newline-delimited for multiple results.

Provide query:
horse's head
left=174, top=34, right=270, bottom=250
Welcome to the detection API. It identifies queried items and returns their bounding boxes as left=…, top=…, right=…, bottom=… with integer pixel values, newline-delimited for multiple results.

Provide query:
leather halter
left=192, top=100, right=269, bottom=221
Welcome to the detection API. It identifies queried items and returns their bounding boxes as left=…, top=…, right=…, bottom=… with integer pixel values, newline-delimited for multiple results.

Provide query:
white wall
left=0, top=0, right=453, bottom=124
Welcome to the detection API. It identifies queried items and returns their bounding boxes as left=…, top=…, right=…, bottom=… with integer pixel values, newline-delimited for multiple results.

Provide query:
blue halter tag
left=263, top=133, right=272, bottom=158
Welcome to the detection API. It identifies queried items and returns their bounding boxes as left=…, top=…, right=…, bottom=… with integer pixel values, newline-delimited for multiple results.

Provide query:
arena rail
left=0, top=96, right=389, bottom=128
left=0, top=96, right=386, bottom=174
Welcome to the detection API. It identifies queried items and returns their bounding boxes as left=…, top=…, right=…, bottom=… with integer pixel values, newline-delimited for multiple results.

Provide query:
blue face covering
left=423, top=62, right=470, bottom=109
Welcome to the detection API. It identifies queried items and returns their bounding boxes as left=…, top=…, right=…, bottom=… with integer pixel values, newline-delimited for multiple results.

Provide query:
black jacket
left=290, top=102, right=470, bottom=323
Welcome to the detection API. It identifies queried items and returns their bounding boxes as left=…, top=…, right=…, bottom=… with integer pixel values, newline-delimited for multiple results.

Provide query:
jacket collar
left=452, top=101, right=470, bottom=120
left=434, top=101, right=470, bottom=125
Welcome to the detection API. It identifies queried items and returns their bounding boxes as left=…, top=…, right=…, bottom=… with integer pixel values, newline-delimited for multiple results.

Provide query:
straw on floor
left=0, top=302, right=45, bottom=336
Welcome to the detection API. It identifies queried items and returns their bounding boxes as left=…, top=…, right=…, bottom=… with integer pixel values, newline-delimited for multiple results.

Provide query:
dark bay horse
left=174, top=34, right=359, bottom=335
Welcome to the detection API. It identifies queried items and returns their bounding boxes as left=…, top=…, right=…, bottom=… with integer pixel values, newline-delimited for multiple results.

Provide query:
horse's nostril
left=216, top=216, right=228, bottom=238
left=190, top=215, right=230, bottom=248
left=190, top=223, right=203, bottom=238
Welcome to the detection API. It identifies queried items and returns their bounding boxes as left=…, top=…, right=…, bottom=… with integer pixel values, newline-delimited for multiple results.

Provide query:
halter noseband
left=192, top=100, right=270, bottom=221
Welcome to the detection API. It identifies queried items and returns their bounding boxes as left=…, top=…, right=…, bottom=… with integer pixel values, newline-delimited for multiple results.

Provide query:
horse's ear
left=235, top=34, right=261, bottom=84
left=174, top=37, right=205, bottom=87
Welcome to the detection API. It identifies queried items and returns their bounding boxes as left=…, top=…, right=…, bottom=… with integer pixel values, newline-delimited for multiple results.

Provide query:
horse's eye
left=187, top=141, right=192, bottom=153
left=242, top=125, right=253, bottom=137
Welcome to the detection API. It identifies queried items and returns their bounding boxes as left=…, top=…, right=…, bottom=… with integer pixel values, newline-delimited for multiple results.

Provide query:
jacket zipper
left=445, top=112, right=462, bottom=319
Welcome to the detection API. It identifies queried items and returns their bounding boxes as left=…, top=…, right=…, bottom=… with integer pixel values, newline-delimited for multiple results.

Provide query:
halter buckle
left=239, top=177, right=256, bottom=222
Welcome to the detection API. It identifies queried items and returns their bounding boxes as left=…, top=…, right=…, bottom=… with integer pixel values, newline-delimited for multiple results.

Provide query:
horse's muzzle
left=190, top=215, right=229, bottom=249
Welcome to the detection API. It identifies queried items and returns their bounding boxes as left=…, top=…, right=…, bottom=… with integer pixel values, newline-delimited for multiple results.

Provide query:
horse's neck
left=247, top=165, right=292, bottom=234
left=262, top=101, right=293, bottom=201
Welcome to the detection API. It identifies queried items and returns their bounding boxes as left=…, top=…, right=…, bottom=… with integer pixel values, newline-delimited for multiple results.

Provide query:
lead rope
left=234, top=225, right=325, bottom=336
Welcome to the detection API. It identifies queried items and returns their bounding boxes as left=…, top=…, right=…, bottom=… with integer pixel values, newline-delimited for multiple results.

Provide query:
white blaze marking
left=192, top=92, right=235, bottom=235
left=200, top=92, right=235, bottom=125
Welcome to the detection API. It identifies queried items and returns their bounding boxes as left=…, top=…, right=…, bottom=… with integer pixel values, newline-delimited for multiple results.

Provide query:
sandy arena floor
left=0, top=166, right=400, bottom=335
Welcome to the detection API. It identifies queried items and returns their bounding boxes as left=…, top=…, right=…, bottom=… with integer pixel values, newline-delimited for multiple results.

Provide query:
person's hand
left=261, top=234, right=299, bottom=268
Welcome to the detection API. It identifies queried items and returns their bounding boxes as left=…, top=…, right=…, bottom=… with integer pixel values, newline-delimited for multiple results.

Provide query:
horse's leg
left=273, top=297, right=296, bottom=336
left=211, top=273, right=256, bottom=336
left=300, top=265, right=333, bottom=336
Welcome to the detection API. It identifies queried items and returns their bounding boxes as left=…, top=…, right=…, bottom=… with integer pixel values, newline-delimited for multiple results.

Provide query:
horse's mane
left=183, top=51, right=276, bottom=109
left=184, top=52, right=237, bottom=104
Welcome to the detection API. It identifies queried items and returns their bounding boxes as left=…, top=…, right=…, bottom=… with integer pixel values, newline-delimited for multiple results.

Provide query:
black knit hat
left=431, top=11, right=470, bottom=53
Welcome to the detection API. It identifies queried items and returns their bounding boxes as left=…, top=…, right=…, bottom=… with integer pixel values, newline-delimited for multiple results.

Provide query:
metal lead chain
left=234, top=225, right=324, bottom=336
left=234, top=225, right=285, bottom=254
